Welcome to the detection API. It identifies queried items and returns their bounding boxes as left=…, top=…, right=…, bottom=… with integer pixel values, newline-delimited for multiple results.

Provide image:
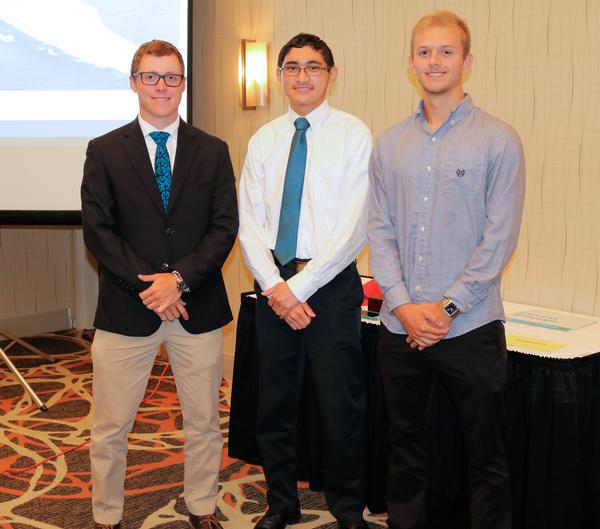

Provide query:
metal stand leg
left=0, top=328, right=55, bottom=363
left=0, top=345, right=48, bottom=411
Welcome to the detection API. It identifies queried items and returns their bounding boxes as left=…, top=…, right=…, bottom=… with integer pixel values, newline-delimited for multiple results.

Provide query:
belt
left=272, top=251, right=311, bottom=273
left=272, top=251, right=356, bottom=275
left=293, top=260, right=310, bottom=273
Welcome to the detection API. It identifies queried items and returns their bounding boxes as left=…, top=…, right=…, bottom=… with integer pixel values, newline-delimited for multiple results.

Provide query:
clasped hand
left=138, top=273, right=189, bottom=322
left=262, top=281, right=316, bottom=330
left=394, top=301, right=452, bottom=350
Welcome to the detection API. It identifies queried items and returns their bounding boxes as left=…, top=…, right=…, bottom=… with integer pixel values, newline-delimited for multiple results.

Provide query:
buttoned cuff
left=384, top=283, right=412, bottom=314
left=262, top=273, right=284, bottom=292
left=445, top=282, right=477, bottom=314
left=286, top=271, right=315, bottom=303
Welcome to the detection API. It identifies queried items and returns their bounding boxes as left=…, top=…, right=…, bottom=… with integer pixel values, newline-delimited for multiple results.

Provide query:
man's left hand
left=262, top=282, right=300, bottom=318
left=138, top=273, right=181, bottom=313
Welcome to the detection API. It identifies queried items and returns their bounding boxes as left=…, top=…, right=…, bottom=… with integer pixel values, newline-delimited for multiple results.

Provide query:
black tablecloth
left=229, top=293, right=600, bottom=529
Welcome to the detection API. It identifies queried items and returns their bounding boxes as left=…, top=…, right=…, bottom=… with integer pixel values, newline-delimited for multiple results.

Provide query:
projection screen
left=0, top=0, right=192, bottom=224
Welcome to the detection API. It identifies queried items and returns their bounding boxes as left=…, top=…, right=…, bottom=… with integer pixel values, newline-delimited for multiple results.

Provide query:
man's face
left=277, top=46, right=337, bottom=116
left=130, top=53, right=185, bottom=128
left=409, top=24, right=472, bottom=97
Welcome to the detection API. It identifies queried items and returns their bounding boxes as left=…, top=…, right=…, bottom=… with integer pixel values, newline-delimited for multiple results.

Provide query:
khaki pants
left=90, top=320, right=223, bottom=525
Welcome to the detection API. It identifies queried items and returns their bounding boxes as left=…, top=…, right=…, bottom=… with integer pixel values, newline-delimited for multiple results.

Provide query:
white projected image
left=0, top=0, right=188, bottom=137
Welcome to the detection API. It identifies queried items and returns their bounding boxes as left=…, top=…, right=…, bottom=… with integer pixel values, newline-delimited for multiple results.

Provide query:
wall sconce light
left=240, top=39, right=268, bottom=110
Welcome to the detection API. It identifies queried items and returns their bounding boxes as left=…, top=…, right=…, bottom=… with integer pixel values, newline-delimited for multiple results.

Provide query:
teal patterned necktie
left=274, top=117, right=311, bottom=265
left=149, top=131, right=172, bottom=211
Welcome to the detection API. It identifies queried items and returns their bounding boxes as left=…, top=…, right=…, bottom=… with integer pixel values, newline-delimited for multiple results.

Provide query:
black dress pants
left=255, top=263, right=366, bottom=522
left=379, top=321, right=511, bottom=529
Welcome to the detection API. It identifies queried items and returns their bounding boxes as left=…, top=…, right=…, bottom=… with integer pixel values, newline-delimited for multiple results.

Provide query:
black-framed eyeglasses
left=133, top=71, right=185, bottom=87
left=279, top=64, right=331, bottom=77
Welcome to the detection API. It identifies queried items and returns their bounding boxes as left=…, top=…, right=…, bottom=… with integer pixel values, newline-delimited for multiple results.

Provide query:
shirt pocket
left=439, top=157, right=485, bottom=194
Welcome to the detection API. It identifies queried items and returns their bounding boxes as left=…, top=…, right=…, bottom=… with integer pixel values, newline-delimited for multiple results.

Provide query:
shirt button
left=420, top=226, right=425, bottom=232
left=418, top=255, right=423, bottom=261
left=165, top=226, right=175, bottom=235
left=424, top=196, right=428, bottom=202
left=415, top=285, right=422, bottom=291
left=427, top=166, right=431, bottom=172
left=432, top=137, right=436, bottom=142
left=450, top=120, right=455, bottom=125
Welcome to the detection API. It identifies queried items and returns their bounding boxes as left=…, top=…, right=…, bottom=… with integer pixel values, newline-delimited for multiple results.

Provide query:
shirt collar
left=138, top=115, right=180, bottom=139
left=416, top=93, right=474, bottom=129
left=287, top=100, right=330, bottom=131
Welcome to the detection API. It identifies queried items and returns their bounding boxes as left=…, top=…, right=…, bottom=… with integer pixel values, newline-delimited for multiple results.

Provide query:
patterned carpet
left=0, top=331, right=386, bottom=529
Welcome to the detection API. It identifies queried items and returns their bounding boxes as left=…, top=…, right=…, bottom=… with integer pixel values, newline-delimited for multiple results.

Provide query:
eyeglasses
left=133, top=71, right=185, bottom=87
left=279, top=64, right=331, bottom=77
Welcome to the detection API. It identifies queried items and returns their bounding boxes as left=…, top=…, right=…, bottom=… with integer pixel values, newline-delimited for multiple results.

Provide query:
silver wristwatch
left=441, top=297, right=459, bottom=318
left=172, top=270, right=190, bottom=293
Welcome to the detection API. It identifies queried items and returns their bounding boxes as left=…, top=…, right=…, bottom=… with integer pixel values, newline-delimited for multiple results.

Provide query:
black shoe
left=254, top=509, right=301, bottom=529
left=337, top=518, right=369, bottom=529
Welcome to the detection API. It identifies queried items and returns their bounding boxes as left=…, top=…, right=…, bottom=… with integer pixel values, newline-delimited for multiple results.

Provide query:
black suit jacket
left=81, top=118, right=238, bottom=336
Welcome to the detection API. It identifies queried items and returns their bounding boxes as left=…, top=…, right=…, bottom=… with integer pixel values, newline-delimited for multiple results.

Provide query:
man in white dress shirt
left=238, top=33, right=372, bottom=529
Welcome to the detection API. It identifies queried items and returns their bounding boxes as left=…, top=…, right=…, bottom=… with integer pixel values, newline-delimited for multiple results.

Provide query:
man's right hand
left=393, top=302, right=450, bottom=350
left=262, top=281, right=300, bottom=318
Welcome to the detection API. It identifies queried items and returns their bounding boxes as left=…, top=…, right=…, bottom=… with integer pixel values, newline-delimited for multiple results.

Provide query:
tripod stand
left=0, top=328, right=55, bottom=411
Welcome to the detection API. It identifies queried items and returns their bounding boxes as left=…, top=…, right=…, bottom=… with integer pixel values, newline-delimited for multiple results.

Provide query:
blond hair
left=411, top=11, right=471, bottom=58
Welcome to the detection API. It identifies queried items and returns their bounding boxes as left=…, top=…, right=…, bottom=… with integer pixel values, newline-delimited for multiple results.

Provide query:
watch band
left=171, top=270, right=190, bottom=293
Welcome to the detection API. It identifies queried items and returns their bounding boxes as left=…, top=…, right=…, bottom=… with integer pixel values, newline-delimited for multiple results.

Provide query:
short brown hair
left=411, top=11, right=471, bottom=58
left=130, top=40, right=185, bottom=75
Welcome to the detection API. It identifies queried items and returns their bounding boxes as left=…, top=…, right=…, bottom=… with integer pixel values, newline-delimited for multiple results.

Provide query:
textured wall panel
left=0, top=228, right=75, bottom=321
left=193, top=0, right=600, bottom=317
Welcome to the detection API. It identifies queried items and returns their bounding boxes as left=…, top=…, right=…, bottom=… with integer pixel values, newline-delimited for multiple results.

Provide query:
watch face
left=443, top=299, right=458, bottom=317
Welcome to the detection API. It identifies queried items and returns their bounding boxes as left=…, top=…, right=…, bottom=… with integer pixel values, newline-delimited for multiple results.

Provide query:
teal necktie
left=274, top=117, right=311, bottom=266
left=149, top=131, right=172, bottom=211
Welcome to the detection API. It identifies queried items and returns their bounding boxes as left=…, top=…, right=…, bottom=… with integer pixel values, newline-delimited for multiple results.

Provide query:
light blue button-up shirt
left=368, top=95, right=525, bottom=338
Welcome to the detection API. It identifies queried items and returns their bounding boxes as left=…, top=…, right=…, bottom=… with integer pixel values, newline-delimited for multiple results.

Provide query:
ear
left=276, top=66, right=283, bottom=85
left=328, top=65, right=338, bottom=83
left=130, top=75, right=138, bottom=93
left=463, top=52, right=474, bottom=72
left=408, top=54, right=416, bottom=74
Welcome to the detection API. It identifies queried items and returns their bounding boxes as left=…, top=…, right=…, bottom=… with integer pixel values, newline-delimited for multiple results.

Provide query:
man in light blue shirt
left=368, top=11, right=525, bottom=529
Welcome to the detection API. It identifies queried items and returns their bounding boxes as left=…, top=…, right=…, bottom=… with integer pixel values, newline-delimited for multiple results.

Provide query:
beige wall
left=2, top=0, right=600, bottom=349
left=0, top=227, right=74, bottom=319
left=193, top=0, right=600, bottom=321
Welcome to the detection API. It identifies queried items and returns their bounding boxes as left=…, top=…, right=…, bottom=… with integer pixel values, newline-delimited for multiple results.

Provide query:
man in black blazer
left=81, top=40, right=238, bottom=529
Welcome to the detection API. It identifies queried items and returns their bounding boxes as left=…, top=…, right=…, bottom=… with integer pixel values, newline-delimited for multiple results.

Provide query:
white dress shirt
left=138, top=115, right=179, bottom=172
left=239, top=101, right=372, bottom=302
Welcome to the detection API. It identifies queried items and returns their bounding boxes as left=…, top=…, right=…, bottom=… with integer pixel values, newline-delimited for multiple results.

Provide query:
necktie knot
left=294, top=117, right=310, bottom=132
left=150, top=131, right=170, bottom=147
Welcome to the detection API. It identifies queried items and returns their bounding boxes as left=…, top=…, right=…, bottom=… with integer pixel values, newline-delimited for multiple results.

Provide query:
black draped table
left=229, top=293, right=600, bottom=529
